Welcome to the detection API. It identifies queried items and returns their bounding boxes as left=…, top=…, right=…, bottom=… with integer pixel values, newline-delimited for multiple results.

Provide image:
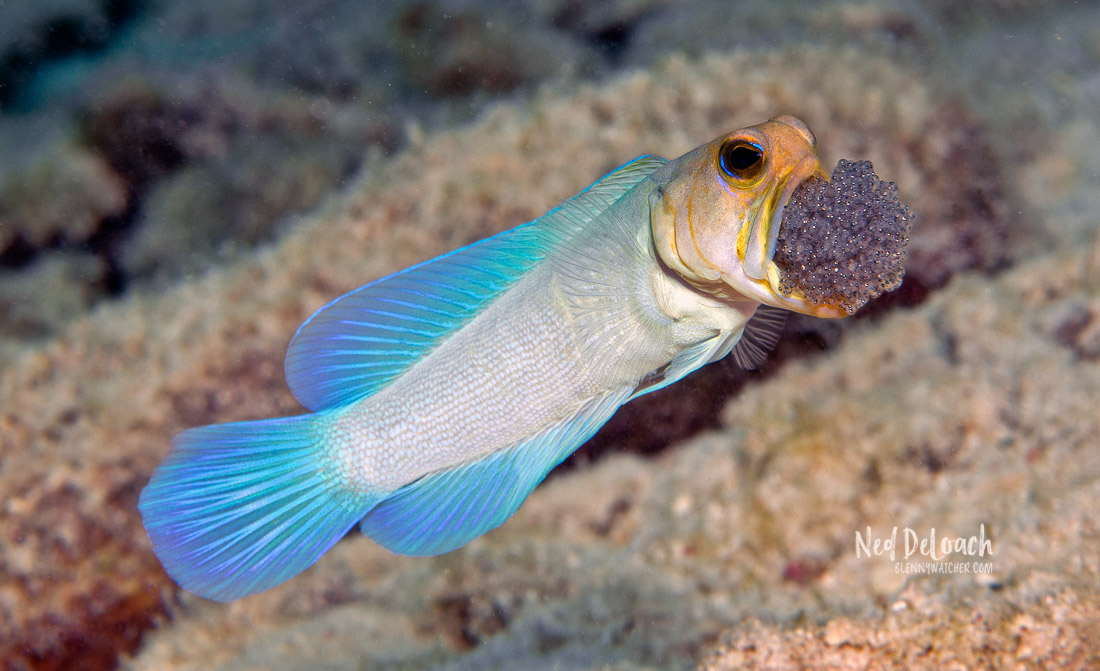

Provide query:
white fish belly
left=327, top=267, right=651, bottom=491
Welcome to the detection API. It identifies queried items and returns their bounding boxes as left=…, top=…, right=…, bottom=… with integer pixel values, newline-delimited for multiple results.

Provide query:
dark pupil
left=725, top=144, right=762, bottom=172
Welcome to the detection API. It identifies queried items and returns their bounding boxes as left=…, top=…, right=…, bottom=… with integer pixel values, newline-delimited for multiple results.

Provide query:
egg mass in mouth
left=774, top=159, right=913, bottom=314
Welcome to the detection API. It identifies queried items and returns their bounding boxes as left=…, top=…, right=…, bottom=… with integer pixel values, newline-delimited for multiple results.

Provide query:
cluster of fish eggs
left=774, top=159, right=912, bottom=314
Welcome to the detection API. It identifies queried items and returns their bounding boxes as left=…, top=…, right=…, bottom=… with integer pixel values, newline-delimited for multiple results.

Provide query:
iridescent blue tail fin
left=139, top=415, right=374, bottom=602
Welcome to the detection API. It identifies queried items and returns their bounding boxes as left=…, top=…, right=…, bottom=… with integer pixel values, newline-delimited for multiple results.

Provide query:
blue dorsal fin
left=730, top=304, right=788, bottom=369
left=285, top=156, right=667, bottom=411
left=359, top=386, right=634, bottom=555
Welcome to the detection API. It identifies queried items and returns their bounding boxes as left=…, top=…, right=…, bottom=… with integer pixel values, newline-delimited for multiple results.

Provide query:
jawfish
left=140, top=115, right=867, bottom=601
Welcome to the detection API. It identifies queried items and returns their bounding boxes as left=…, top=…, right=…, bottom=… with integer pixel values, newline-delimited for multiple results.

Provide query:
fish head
left=650, top=115, right=844, bottom=318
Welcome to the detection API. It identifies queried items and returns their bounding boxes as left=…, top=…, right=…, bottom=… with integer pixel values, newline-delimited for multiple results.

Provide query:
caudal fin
left=139, top=414, right=375, bottom=602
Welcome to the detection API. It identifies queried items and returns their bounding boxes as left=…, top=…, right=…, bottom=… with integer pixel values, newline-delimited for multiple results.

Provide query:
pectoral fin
left=629, top=333, right=730, bottom=400
left=730, top=304, right=788, bottom=369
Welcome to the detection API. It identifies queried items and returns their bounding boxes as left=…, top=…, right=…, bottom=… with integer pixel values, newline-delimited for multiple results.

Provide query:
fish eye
left=718, top=139, right=766, bottom=184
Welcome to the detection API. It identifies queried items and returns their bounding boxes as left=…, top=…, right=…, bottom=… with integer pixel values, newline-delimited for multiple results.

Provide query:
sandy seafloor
left=1, top=0, right=1099, bottom=669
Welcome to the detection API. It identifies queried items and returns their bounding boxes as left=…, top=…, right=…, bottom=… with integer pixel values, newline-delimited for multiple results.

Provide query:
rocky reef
left=1, top=0, right=1098, bottom=669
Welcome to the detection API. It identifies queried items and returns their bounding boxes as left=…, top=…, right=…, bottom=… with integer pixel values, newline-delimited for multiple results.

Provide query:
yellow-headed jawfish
left=140, top=115, right=911, bottom=601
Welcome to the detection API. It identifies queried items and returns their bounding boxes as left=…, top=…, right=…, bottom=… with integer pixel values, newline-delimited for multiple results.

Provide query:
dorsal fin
left=730, top=304, right=788, bottom=369
left=284, top=155, right=667, bottom=411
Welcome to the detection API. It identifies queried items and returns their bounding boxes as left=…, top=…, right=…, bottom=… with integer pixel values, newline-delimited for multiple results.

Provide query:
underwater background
left=1, top=0, right=1098, bottom=669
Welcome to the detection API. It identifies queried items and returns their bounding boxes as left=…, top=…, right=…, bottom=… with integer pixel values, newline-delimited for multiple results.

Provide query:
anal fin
left=359, top=387, right=633, bottom=555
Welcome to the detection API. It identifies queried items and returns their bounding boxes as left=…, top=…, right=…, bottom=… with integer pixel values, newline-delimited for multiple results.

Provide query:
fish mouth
left=743, top=156, right=823, bottom=279
left=768, top=158, right=913, bottom=319
left=739, top=158, right=843, bottom=317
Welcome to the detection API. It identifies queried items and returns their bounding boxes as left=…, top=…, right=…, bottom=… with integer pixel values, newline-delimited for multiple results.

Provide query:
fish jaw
left=650, top=115, right=843, bottom=319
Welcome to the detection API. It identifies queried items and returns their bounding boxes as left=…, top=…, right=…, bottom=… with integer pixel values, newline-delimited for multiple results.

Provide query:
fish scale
left=335, top=282, right=597, bottom=490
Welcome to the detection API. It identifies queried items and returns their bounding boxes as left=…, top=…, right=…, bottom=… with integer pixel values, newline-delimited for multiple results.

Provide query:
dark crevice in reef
left=549, top=1, right=647, bottom=65
left=85, top=208, right=138, bottom=296
left=0, top=0, right=151, bottom=295
left=11, top=591, right=172, bottom=671
left=0, top=0, right=147, bottom=111
left=84, top=95, right=191, bottom=191
left=57, top=92, right=197, bottom=295
left=0, top=233, right=39, bottom=269
left=43, top=88, right=222, bottom=295
left=586, top=21, right=636, bottom=63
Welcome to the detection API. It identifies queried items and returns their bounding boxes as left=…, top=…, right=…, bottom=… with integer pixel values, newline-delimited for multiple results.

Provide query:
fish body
left=140, top=115, right=841, bottom=601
